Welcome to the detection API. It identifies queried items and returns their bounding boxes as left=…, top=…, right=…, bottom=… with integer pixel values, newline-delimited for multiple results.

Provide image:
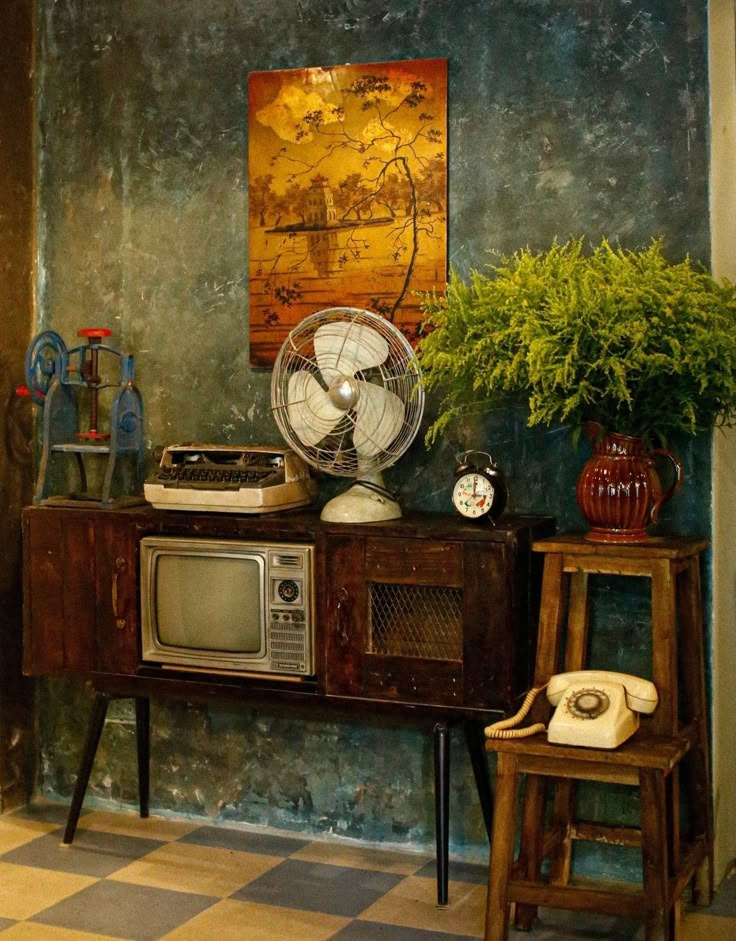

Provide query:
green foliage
left=417, top=238, right=736, bottom=447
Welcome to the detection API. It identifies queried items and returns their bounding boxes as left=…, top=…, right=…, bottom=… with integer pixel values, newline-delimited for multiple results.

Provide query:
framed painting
left=248, top=57, right=447, bottom=365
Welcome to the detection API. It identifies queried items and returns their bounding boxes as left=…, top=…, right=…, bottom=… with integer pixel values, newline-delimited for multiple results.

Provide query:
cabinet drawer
left=365, top=538, right=462, bottom=586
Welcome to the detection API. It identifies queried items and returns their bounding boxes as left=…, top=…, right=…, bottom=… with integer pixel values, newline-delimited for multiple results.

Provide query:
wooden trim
left=570, top=821, right=642, bottom=847
left=669, top=837, right=707, bottom=903
left=487, top=731, right=691, bottom=770
left=508, top=879, right=646, bottom=918
left=518, top=755, right=640, bottom=785
left=532, top=534, right=708, bottom=559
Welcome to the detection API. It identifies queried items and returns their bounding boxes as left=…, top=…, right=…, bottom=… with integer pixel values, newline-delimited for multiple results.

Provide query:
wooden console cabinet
left=22, top=503, right=554, bottom=902
left=323, top=522, right=543, bottom=712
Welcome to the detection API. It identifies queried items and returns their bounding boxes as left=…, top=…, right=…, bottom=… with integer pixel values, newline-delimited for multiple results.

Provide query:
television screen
left=155, top=554, right=264, bottom=654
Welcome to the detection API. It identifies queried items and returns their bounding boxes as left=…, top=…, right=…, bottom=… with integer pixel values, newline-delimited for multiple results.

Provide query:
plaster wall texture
left=34, top=0, right=714, bottom=870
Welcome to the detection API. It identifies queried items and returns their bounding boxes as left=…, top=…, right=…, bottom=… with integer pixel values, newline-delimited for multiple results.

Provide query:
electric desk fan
left=271, top=307, right=424, bottom=522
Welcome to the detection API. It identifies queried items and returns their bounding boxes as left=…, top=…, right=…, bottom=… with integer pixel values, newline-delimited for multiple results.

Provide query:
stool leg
left=547, top=780, right=574, bottom=885
left=485, top=752, right=519, bottom=941
left=640, top=768, right=676, bottom=941
left=135, top=697, right=150, bottom=819
left=62, top=692, right=110, bottom=844
left=511, top=552, right=569, bottom=931
left=678, top=559, right=714, bottom=905
left=650, top=559, right=679, bottom=737
left=512, top=773, right=546, bottom=930
left=547, top=570, right=589, bottom=886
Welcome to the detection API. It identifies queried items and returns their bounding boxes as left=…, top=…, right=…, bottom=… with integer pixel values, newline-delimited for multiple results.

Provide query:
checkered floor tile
left=0, top=801, right=733, bottom=939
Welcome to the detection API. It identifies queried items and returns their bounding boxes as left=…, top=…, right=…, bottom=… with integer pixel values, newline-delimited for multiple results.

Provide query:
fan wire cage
left=271, top=307, right=424, bottom=479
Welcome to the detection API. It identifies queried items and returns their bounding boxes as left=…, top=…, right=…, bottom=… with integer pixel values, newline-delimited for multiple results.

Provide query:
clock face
left=452, top=473, right=495, bottom=518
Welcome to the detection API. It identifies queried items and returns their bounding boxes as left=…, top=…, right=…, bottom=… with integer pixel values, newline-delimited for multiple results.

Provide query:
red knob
left=78, top=327, right=112, bottom=339
left=15, top=384, right=32, bottom=397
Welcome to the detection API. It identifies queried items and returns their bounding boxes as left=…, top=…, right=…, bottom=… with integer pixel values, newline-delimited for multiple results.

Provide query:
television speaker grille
left=270, top=629, right=306, bottom=661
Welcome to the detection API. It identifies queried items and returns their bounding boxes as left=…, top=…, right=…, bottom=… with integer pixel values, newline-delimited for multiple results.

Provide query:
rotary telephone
left=485, top=670, right=658, bottom=750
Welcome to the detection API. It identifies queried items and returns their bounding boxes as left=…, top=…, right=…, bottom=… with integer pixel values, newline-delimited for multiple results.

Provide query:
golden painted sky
left=249, top=59, right=447, bottom=194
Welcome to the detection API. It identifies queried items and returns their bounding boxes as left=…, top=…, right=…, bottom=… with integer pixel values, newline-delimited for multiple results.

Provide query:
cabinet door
left=461, top=541, right=516, bottom=710
left=23, top=509, right=97, bottom=675
left=94, top=517, right=139, bottom=675
left=23, top=508, right=139, bottom=678
left=325, top=534, right=465, bottom=707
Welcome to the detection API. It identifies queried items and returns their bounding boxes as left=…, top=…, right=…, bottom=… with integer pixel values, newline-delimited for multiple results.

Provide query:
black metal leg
left=135, top=697, right=150, bottom=819
left=434, top=721, right=450, bottom=905
left=62, top=692, right=110, bottom=844
left=464, top=719, right=494, bottom=841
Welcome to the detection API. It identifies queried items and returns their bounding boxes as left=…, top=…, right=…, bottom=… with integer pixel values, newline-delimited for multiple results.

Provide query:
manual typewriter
left=144, top=444, right=316, bottom=513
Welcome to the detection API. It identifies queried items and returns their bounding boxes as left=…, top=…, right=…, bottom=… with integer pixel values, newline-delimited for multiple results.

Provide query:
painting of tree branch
left=248, top=58, right=447, bottom=365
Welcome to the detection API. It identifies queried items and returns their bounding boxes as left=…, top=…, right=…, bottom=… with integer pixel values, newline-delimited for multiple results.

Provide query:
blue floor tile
left=332, top=922, right=482, bottom=940
left=0, top=827, right=164, bottom=878
left=30, top=880, right=218, bottom=941
left=232, top=858, right=404, bottom=917
left=178, top=823, right=309, bottom=857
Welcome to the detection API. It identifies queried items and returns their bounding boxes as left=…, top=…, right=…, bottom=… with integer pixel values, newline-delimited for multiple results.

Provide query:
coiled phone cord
left=484, top=684, right=548, bottom=739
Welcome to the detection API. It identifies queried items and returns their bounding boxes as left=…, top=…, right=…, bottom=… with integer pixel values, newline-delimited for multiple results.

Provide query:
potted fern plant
left=417, top=237, right=736, bottom=542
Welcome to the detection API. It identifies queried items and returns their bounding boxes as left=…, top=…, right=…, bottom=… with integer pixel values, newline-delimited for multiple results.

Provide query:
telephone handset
left=485, top=671, right=658, bottom=750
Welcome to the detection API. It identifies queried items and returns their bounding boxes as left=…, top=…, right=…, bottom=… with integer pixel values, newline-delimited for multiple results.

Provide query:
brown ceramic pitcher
left=575, top=423, right=683, bottom=543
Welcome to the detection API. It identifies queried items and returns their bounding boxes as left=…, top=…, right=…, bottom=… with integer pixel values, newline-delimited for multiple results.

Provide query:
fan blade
left=314, top=322, right=389, bottom=384
left=353, top=382, right=405, bottom=457
left=286, top=372, right=344, bottom=447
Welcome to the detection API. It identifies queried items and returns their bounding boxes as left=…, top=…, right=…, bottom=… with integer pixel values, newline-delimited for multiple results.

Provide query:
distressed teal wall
left=35, top=0, right=711, bottom=869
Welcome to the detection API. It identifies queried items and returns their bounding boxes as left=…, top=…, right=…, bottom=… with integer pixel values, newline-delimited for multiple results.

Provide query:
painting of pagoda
left=247, top=58, right=448, bottom=365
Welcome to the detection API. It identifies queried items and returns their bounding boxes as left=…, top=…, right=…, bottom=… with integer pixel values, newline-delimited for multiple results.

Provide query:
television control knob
left=277, top=579, right=299, bottom=603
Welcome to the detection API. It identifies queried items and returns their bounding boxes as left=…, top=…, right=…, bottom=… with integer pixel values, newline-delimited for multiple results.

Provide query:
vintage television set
left=139, top=536, right=315, bottom=678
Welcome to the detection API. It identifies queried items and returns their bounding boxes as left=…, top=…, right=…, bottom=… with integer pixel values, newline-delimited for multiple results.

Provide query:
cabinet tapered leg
left=434, top=721, right=450, bottom=905
left=464, top=719, right=493, bottom=841
left=135, top=697, right=150, bottom=819
left=62, top=692, right=110, bottom=844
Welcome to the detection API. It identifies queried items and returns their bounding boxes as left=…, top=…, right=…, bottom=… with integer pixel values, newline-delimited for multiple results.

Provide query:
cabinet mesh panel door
left=368, top=583, right=463, bottom=659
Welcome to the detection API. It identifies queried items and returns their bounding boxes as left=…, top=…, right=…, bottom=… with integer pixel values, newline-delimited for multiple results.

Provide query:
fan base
left=320, top=482, right=402, bottom=523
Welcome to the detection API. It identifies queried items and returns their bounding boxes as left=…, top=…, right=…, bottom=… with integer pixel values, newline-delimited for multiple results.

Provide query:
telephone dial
left=485, top=670, right=658, bottom=750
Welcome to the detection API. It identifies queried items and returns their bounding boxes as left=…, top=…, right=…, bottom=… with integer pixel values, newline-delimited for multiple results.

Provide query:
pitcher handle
left=649, top=448, right=683, bottom=523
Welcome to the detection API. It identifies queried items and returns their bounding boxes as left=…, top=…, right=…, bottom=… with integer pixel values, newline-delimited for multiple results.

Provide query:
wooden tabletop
left=532, top=533, right=708, bottom=559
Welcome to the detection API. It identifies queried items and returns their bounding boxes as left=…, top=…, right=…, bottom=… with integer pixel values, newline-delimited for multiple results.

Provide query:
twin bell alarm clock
left=452, top=450, right=507, bottom=521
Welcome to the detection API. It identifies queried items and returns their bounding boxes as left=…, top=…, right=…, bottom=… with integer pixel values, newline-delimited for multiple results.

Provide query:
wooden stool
left=484, top=535, right=713, bottom=941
